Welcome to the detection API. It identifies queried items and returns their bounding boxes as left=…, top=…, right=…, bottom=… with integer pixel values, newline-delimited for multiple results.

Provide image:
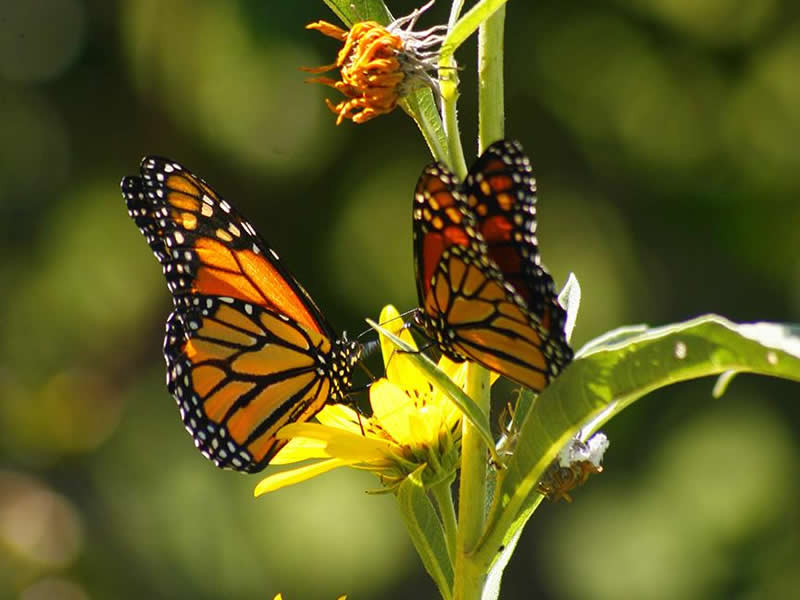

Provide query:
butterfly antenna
left=356, top=308, right=419, bottom=342
left=356, top=326, right=376, bottom=343
left=394, top=307, right=421, bottom=324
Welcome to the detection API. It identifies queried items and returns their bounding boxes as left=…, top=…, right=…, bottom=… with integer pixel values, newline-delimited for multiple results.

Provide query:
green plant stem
left=431, top=478, right=458, bottom=563
left=440, top=74, right=467, bottom=177
left=453, top=363, right=491, bottom=600
left=439, top=31, right=467, bottom=176
left=450, top=5, right=507, bottom=593
left=448, top=0, right=466, bottom=27
left=477, top=4, right=505, bottom=150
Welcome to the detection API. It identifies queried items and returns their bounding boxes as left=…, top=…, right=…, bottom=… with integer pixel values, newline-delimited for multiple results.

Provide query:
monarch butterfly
left=413, top=139, right=572, bottom=392
left=121, top=157, right=361, bottom=473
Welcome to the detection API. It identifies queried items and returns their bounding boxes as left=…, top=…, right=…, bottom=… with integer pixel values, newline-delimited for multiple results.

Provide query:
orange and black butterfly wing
left=463, top=140, right=572, bottom=372
left=412, top=162, right=485, bottom=361
left=424, top=243, right=566, bottom=392
left=412, top=142, right=572, bottom=391
left=463, top=140, right=554, bottom=310
left=412, top=162, right=476, bottom=309
left=122, top=175, right=170, bottom=266
left=134, top=157, right=334, bottom=339
left=122, top=157, right=360, bottom=472
left=163, top=296, right=343, bottom=472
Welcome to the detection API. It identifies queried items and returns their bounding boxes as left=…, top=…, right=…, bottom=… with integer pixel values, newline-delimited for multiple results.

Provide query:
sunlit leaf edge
left=478, top=314, right=800, bottom=567
left=322, top=0, right=392, bottom=26
left=398, top=466, right=454, bottom=600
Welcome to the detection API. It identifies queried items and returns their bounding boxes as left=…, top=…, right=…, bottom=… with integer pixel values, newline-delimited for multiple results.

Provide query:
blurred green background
left=1, top=0, right=798, bottom=598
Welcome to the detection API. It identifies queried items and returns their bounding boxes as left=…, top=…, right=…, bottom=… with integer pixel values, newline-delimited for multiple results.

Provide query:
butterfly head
left=412, top=306, right=431, bottom=334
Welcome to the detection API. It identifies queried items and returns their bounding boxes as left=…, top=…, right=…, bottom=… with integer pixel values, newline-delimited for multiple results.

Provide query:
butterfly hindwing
left=428, top=245, right=561, bottom=392
left=164, top=295, right=337, bottom=472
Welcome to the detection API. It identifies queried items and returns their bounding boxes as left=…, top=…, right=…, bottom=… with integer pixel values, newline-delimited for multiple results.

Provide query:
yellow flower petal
left=378, top=305, right=418, bottom=361
left=270, top=436, right=331, bottom=464
left=434, top=356, right=499, bottom=393
left=407, top=403, right=444, bottom=446
left=326, top=434, right=395, bottom=463
left=377, top=305, right=437, bottom=404
left=439, top=355, right=466, bottom=381
left=370, top=378, right=417, bottom=443
left=254, top=458, right=353, bottom=496
left=278, top=421, right=395, bottom=462
left=315, top=403, right=362, bottom=432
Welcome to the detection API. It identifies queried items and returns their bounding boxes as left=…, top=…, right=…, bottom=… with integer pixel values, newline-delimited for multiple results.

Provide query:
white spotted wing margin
left=135, top=156, right=333, bottom=337
left=163, top=294, right=342, bottom=473
left=121, top=175, right=170, bottom=266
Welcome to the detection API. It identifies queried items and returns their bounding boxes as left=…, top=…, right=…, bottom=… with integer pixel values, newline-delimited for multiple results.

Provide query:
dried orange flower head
left=305, top=1, right=445, bottom=124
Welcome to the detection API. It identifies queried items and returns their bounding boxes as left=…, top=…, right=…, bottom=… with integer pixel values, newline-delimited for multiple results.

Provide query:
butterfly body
left=413, top=140, right=572, bottom=393
left=122, top=157, right=360, bottom=472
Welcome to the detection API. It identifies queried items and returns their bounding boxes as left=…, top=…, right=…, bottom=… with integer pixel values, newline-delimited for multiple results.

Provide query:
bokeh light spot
left=723, top=31, right=800, bottom=188
left=0, top=89, right=70, bottom=235
left=121, top=0, right=325, bottom=174
left=539, top=401, right=796, bottom=599
left=629, top=0, right=777, bottom=46
left=0, top=471, right=84, bottom=568
left=0, top=0, right=85, bottom=82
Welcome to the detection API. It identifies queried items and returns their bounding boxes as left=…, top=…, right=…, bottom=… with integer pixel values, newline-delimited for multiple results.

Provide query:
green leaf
left=442, top=0, right=509, bottom=57
left=366, top=319, right=498, bottom=461
left=481, top=520, right=528, bottom=600
left=397, top=466, right=454, bottom=600
left=477, top=315, right=800, bottom=568
left=322, top=0, right=392, bottom=26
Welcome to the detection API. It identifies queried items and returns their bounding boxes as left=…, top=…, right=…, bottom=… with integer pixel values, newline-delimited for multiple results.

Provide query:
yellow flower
left=304, top=2, right=444, bottom=124
left=254, top=305, right=465, bottom=496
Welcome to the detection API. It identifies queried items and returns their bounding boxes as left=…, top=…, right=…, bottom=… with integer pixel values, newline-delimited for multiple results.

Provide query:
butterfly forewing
left=122, top=175, right=171, bottom=266
left=464, top=140, right=555, bottom=312
left=138, top=157, right=331, bottom=338
left=412, top=162, right=482, bottom=307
